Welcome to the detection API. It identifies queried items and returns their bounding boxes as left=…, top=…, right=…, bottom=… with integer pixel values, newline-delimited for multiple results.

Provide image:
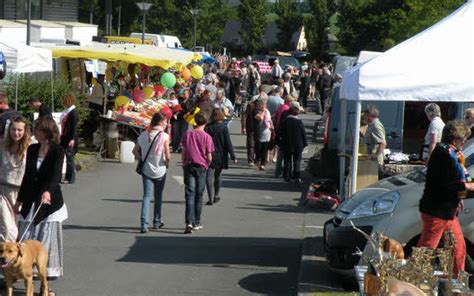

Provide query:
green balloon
left=160, top=72, right=176, bottom=89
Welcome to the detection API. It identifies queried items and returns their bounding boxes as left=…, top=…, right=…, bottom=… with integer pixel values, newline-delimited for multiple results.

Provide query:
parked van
left=129, top=33, right=183, bottom=48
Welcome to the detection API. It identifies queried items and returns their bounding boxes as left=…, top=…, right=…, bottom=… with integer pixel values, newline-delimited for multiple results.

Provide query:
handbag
left=136, top=131, right=161, bottom=175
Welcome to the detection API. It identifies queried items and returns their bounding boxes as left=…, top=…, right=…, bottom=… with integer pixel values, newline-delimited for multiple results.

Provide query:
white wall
left=37, top=27, right=65, bottom=42
left=0, top=27, right=27, bottom=43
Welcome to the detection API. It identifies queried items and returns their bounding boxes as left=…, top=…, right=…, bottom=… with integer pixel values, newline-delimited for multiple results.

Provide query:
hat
left=289, top=101, right=301, bottom=110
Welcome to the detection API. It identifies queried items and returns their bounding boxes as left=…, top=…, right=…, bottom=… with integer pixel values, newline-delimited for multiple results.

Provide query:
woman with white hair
left=422, top=103, right=445, bottom=161
left=213, top=88, right=234, bottom=122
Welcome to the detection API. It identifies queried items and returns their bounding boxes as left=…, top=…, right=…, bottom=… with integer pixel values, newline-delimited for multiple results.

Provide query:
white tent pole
left=350, top=101, right=362, bottom=195
left=339, top=98, right=347, bottom=200
left=15, top=74, right=19, bottom=111
left=50, top=72, right=54, bottom=112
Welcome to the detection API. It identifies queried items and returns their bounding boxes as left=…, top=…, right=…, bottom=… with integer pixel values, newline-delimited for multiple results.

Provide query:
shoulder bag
left=136, top=131, right=161, bottom=175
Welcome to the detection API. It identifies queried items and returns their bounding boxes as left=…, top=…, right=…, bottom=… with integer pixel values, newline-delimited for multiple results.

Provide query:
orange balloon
left=181, top=68, right=191, bottom=81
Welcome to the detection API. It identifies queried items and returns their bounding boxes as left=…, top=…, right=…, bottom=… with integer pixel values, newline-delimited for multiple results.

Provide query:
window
left=16, top=0, right=42, bottom=19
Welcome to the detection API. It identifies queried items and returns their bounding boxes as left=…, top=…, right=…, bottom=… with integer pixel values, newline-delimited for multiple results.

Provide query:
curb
left=297, top=206, right=346, bottom=295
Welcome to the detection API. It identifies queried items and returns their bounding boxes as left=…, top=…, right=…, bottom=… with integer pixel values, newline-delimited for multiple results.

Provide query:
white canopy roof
left=0, top=35, right=53, bottom=73
left=340, top=0, right=474, bottom=102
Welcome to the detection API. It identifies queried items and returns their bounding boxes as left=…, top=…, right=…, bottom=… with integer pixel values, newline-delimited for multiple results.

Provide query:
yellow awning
left=51, top=43, right=202, bottom=69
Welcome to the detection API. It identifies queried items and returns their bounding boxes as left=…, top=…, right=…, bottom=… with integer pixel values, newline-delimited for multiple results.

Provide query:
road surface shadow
left=119, top=236, right=297, bottom=266
left=236, top=203, right=305, bottom=214
left=222, top=178, right=302, bottom=192
left=118, top=236, right=300, bottom=295
left=238, top=272, right=297, bottom=296
left=101, top=198, right=184, bottom=205
left=63, top=224, right=140, bottom=234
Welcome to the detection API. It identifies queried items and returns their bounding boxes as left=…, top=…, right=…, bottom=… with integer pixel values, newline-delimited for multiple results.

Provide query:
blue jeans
left=141, top=174, right=166, bottom=228
left=184, top=164, right=207, bottom=225
left=65, top=146, right=77, bottom=183
left=274, top=148, right=284, bottom=178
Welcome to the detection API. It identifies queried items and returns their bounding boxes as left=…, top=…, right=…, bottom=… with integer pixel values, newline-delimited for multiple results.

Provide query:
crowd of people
left=129, top=59, right=322, bottom=235
left=2, top=52, right=473, bottom=290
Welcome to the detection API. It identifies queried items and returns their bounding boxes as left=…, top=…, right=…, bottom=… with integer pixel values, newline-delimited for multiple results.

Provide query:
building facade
left=1, top=0, right=78, bottom=21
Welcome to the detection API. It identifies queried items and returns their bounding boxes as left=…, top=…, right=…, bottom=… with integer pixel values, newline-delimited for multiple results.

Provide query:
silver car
left=324, top=139, right=474, bottom=281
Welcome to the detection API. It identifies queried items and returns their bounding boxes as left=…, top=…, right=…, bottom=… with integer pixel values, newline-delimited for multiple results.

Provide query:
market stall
left=50, top=42, right=204, bottom=159
left=52, top=43, right=201, bottom=70
left=339, top=0, right=474, bottom=196
left=0, top=35, right=53, bottom=110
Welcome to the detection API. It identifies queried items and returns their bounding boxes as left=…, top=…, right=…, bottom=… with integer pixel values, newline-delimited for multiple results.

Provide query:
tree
left=238, top=0, right=268, bottom=54
left=336, top=0, right=393, bottom=55
left=386, top=0, right=465, bottom=48
left=305, top=0, right=336, bottom=59
left=336, top=0, right=464, bottom=55
left=194, top=0, right=235, bottom=50
left=78, top=0, right=140, bottom=36
left=275, top=0, right=303, bottom=51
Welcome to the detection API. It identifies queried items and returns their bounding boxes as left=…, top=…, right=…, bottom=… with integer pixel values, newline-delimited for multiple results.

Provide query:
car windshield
left=405, top=139, right=474, bottom=183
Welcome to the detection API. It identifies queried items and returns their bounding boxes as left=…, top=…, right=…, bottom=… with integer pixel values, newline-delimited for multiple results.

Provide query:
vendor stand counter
left=380, top=162, right=425, bottom=179
left=97, top=114, right=148, bottom=161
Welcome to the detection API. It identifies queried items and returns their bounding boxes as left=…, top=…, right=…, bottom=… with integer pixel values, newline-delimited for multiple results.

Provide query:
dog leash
left=17, top=202, right=44, bottom=243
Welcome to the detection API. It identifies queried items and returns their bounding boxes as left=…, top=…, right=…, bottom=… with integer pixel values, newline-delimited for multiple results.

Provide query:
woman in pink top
left=181, top=112, right=214, bottom=234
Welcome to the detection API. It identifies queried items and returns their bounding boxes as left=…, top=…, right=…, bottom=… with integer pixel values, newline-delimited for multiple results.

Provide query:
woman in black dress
left=16, top=116, right=68, bottom=295
left=205, top=109, right=237, bottom=205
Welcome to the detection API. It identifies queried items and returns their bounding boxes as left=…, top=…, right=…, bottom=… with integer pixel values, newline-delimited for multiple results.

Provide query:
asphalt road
left=8, top=113, right=334, bottom=296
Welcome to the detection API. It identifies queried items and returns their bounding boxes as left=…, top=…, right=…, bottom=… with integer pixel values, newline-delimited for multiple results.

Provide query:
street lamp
left=26, top=0, right=31, bottom=45
left=136, top=2, right=153, bottom=44
left=189, top=8, right=199, bottom=51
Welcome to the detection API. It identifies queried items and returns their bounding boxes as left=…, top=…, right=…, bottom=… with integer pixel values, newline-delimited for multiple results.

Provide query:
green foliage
left=238, top=0, right=268, bottom=54
left=305, top=0, right=335, bottom=59
left=3, top=75, right=88, bottom=129
left=386, top=0, right=465, bottom=47
left=275, top=0, right=303, bottom=51
left=78, top=0, right=141, bottom=36
left=79, top=0, right=235, bottom=51
left=336, top=0, right=465, bottom=55
left=195, top=0, right=235, bottom=49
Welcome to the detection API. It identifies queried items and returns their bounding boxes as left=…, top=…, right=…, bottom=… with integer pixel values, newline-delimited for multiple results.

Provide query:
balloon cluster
left=114, top=64, right=205, bottom=114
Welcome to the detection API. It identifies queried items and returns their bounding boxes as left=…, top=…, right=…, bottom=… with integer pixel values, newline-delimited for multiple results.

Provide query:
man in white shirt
left=271, top=59, right=283, bottom=81
left=422, top=103, right=445, bottom=161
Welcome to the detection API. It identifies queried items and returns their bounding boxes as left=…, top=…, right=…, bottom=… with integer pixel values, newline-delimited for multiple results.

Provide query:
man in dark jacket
left=317, top=66, right=333, bottom=114
left=278, top=101, right=307, bottom=182
left=29, top=97, right=52, bottom=119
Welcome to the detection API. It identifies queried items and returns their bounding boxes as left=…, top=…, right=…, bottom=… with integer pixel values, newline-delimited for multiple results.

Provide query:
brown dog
left=0, top=240, right=49, bottom=296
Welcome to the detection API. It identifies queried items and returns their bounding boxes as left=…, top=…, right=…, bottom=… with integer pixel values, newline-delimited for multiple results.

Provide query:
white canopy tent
left=0, top=35, right=52, bottom=73
left=0, top=35, right=53, bottom=110
left=339, top=0, right=474, bottom=196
